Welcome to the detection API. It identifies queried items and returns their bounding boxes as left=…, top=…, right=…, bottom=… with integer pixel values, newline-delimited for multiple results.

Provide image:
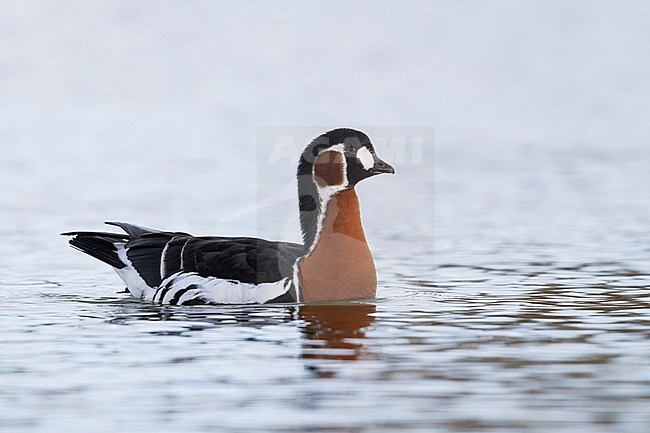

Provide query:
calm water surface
left=1, top=140, right=649, bottom=433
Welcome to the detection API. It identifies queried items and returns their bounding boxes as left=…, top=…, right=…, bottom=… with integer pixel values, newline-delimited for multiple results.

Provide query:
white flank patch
left=154, top=272, right=291, bottom=305
left=114, top=244, right=156, bottom=300
left=357, top=146, right=374, bottom=170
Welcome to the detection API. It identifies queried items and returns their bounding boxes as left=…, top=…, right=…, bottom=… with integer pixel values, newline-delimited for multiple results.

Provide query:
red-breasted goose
left=63, top=128, right=395, bottom=304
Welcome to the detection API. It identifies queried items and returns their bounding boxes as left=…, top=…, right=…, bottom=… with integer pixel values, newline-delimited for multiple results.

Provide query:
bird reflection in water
left=299, top=304, right=376, bottom=376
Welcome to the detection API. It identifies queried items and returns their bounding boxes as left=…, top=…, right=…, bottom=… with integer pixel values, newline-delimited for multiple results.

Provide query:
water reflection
left=299, top=304, right=376, bottom=370
left=102, top=300, right=378, bottom=377
left=103, top=300, right=378, bottom=362
left=7, top=273, right=650, bottom=432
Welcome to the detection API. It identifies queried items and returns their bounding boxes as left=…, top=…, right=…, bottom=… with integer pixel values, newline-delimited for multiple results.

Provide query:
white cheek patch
left=357, top=146, right=374, bottom=170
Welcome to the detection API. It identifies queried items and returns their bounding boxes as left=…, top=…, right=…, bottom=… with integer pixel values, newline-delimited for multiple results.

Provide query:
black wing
left=124, top=230, right=303, bottom=287
left=171, top=236, right=304, bottom=284
left=66, top=221, right=305, bottom=287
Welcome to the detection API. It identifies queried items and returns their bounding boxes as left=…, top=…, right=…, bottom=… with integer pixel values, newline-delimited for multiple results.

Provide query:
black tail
left=62, top=231, right=128, bottom=269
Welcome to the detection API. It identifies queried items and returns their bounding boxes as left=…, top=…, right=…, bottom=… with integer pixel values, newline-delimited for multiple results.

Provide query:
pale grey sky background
left=2, top=1, right=649, bottom=147
left=1, top=1, right=649, bottom=248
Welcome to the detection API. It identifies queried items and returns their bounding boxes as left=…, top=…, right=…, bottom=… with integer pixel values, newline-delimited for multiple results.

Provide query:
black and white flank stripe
left=64, top=222, right=301, bottom=305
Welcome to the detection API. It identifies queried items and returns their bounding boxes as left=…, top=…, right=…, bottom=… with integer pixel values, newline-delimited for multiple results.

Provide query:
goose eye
left=348, top=146, right=356, bottom=154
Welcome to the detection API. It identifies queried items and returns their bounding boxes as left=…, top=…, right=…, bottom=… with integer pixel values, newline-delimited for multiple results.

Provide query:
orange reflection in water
left=299, top=304, right=376, bottom=362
